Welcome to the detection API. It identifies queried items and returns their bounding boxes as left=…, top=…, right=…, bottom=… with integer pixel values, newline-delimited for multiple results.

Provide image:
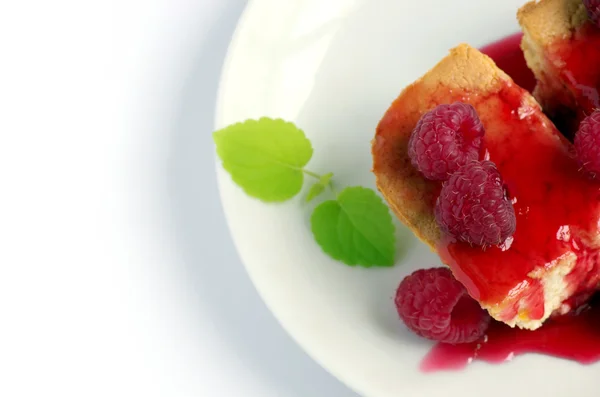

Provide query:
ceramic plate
left=215, top=0, right=597, bottom=395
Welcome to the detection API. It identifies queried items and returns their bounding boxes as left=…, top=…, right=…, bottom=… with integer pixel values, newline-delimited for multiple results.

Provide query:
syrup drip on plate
left=421, top=300, right=600, bottom=372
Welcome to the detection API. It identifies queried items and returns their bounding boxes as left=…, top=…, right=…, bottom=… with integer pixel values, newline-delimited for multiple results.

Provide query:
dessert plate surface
left=215, top=0, right=598, bottom=395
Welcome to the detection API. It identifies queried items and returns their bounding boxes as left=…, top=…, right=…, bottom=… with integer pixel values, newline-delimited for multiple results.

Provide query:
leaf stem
left=328, top=181, right=337, bottom=197
left=303, top=169, right=322, bottom=180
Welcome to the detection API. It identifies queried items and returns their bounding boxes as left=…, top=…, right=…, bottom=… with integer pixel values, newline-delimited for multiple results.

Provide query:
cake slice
left=518, top=0, right=600, bottom=137
left=372, top=44, right=600, bottom=330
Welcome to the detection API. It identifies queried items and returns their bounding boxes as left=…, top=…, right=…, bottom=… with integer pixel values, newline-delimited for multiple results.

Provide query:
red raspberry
left=584, top=0, right=600, bottom=27
left=395, top=267, right=491, bottom=344
left=575, top=110, right=600, bottom=178
left=408, top=102, right=485, bottom=181
left=435, top=160, right=516, bottom=246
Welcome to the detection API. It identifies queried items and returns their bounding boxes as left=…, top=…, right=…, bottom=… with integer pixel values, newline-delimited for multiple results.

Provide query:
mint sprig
left=213, top=117, right=396, bottom=267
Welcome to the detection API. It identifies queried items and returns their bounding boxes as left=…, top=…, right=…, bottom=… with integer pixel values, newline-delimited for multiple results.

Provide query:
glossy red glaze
left=423, top=34, right=600, bottom=372
left=437, top=54, right=600, bottom=311
left=421, top=300, right=600, bottom=372
left=532, top=23, right=600, bottom=138
left=550, top=23, right=600, bottom=114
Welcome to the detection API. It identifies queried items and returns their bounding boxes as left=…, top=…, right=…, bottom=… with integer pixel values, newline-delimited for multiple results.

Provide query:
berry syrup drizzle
left=550, top=23, right=600, bottom=116
left=421, top=299, right=600, bottom=372
left=422, top=33, right=600, bottom=372
left=536, top=21, right=600, bottom=139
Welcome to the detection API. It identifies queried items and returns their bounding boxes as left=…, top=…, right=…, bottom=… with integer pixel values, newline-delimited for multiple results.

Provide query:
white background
left=0, top=1, right=358, bottom=396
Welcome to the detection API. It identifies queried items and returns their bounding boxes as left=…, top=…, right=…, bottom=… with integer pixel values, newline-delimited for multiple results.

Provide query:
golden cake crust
left=518, top=0, right=588, bottom=44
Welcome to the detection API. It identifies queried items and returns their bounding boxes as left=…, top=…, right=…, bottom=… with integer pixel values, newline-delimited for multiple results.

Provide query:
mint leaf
left=311, top=186, right=396, bottom=267
left=306, top=172, right=333, bottom=203
left=213, top=118, right=313, bottom=202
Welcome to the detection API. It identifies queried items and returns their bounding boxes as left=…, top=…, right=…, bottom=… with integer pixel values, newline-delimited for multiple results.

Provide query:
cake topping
left=575, top=109, right=600, bottom=178
left=408, top=102, right=485, bottom=181
left=395, top=267, right=491, bottom=344
left=435, top=160, right=516, bottom=246
left=584, top=0, right=600, bottom=27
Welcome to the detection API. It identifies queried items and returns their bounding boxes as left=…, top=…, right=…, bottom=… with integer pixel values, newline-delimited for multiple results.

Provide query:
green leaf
left=213, top=118, right=313, bottom=202
left=305, top=172, right=333, bottom=203
left=311, top=186, right=396, bottom=267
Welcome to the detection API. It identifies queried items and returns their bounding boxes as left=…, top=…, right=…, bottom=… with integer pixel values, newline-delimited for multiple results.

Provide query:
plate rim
left=212, top=1, right=598, bottom=396
left=212, top=1, right=369, bottom=395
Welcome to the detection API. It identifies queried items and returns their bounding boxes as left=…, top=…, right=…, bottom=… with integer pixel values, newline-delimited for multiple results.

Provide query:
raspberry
left=435, top=160, right=516, bottom=246
left=575, top=110, right=600, bottom=178
left=395, top=267, right=491, bottom=344
left=584, top=0, right=600, bottom=27
left=408, top=102, right=485, bottom=181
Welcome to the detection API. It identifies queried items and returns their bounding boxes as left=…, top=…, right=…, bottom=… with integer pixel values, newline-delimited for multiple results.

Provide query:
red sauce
left=524, top=23, right=600, bottom=138
left=438, top=51, right=600, bottom=314
left=423, top=33, right=600, bottom=372
left=421, top=301, right=600, bottom=372
left=550, top=23, right=600, bottom=114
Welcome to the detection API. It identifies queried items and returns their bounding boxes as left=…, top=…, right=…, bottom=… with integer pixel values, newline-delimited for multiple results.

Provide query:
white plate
left=214, top=0, right=598, bottom=396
